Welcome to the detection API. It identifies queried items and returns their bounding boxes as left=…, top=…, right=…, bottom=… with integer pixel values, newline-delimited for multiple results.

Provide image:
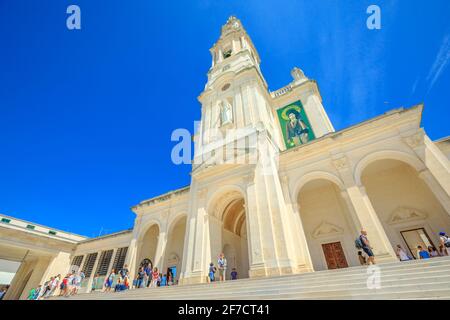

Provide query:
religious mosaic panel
left=277, top=100, right=315, bottom=149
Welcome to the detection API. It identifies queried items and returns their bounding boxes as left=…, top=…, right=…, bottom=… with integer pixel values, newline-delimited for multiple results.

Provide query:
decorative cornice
left=403, top=130, right=425, bottom=149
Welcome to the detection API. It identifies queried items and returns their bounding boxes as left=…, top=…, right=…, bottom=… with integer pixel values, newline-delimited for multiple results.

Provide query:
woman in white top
left=396, top=245, right=411, bottom=261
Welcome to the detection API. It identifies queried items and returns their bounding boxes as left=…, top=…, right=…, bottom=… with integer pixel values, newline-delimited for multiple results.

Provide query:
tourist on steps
left=218, top=253, right=227, bottom=282
left=104, top=269, right=116, bottom=292
left=150, top=267, right=159, bottom=287
left=231, top=268, right=238, bottom=280
left=208, top=262, right=216, bottom=283
left=359, top=230, right=376, bottom=265
left=439, top=232, right=450, bottom=256
left=357, top=251, right=367, bottom=265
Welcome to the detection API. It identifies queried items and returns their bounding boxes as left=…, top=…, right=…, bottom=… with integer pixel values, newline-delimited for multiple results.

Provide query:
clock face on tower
left=233, top=21, right=239, bottom=29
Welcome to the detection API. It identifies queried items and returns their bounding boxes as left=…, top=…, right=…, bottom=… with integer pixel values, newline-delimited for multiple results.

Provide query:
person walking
left=92, top=274, right=100, bottom=292
left=136, top=267, right=145, bottom=289
left=218, top=253, right=227, bottom=282
left=105, top=269, right=116, bottom=292
left=359, top=230, right=376, bottom=265
left=150, top=267, right=159, bottom=288
left=160, top=274, right=167, bottom=287
left=144, top=264, right=151, bottom=287
left=208, top=263, right=216, bottom=283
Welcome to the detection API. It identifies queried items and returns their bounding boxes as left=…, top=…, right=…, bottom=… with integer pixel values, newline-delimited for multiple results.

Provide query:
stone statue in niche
left=219, top=100, right=233, bottom=126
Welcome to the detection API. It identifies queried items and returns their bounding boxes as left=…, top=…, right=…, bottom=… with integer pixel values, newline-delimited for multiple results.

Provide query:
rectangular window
left=81, top=252, right=98, bottom=277
left=95, top=250, right=114, bottom=276
left=48, top=230, right=57, bottom=235
left=111, top=247, right=128, bottom=272
left=71, top=255, right=84, bottom=269
left=26, top=225, right=35, bottom=230
left=1, top=218, right=11, bottom=223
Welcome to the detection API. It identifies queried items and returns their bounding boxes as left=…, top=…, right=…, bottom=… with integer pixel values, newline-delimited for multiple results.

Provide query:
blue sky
left=0, top=0, right=449, bottom=237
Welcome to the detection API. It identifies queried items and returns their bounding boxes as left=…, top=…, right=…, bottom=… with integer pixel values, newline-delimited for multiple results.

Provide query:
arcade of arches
left=297, top=158, right=450, bottom=271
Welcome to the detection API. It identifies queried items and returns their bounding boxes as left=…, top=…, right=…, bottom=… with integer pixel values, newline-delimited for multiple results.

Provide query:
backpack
left=444, top=236, right=450, bottom=248
left=355, top=237, right=364, bottom=249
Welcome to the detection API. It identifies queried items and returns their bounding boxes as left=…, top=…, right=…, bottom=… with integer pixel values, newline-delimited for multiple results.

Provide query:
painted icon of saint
left=285, top=108, right=309, bottom=146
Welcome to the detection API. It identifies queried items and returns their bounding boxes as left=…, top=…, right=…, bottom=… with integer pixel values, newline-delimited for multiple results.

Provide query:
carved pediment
left=388, top=207, right=427, bottom=224
left=312, top=221, right=344, bottom=239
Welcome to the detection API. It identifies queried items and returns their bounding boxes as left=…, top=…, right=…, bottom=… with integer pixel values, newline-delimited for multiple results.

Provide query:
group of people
left=208, top=253, right=238, bottom=282
left=27, top=270, right=85, bottom=300
left=356, top=230, right=450, bottom=265
left=403, top=232, right=450, bottom=260
left=101, top=263, right=177, bottom=293
left=17, top=230, right=450, bottom=299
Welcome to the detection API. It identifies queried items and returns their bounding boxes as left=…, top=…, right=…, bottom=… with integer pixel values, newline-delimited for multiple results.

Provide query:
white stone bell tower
left=193, top=16, right=282, bottom=167
left=180, top=17, right=313, bottom=285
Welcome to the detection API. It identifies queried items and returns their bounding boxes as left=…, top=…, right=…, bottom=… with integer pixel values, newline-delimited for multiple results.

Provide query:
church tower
left=194, top=16, right=281, bottom=167
left=180, top=17, right=324, bottom=284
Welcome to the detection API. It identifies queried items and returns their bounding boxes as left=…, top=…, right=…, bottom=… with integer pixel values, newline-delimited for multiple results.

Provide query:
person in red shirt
left=150, top=267, right=160, bottom=288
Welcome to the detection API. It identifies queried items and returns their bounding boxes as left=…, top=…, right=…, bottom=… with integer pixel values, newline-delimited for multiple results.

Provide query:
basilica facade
left=1, top=16, right=450, bottom=299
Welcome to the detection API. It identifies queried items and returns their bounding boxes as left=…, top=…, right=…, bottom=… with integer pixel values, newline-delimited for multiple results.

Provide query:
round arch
left=167, top=212, right=188, bottom=234
left=292, top=171, right=345, bottom=201
left=137, top=219, right=161, bottom=242
left=206, top=184, right=246, bottom=220
left=296, top=177, right=360, bottom=271
left=206, top=184, right=249, bottom=280
left=358, top=156, right=450, bottom=259
left=354, top=150, right=425, bottom=187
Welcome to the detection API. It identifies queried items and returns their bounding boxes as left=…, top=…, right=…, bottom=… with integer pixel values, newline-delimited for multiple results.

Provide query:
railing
left=271, top=84, right=292, bottom=98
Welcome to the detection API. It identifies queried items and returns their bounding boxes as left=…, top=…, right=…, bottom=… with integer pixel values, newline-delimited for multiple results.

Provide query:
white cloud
left=426, top=34, right=450, bottom=93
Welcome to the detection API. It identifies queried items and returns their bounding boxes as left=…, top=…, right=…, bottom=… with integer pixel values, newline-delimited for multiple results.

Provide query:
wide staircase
left=58, top=257, right=450, bottom=300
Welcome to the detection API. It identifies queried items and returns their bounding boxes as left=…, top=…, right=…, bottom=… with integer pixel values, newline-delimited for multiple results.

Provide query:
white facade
left=1, top=16, right=449, bottom=299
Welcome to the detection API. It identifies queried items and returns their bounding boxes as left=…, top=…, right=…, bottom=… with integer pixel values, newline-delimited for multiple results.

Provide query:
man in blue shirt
left=417, top=245, right=430, bottom=259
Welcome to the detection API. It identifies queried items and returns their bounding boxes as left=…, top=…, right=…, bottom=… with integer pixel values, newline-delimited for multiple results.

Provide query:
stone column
left=332, top=154, right=397, bottom=263
left=179, top=187, right=210, bottom=285
left=124, top=238, right=138, bottom=282
left=3, top=258, right=33, bottom=300
left=208, top=214, right=223, bottom=264
left=419, top=169, right=450, bottom=215
left=344, top=185, right=397, bottom=262
left=403, top=130, right=450, bottom=196
left=279, top=174, right=314, bottom=273
left=244, top=173, right=265, bottom=273
left=124, top=213, right=143, bottom=282
left=106, top=248, right=117, bottom=275
left=154, top=230, right=168, bottom=271
left=244, top=132, right=299, bottom=277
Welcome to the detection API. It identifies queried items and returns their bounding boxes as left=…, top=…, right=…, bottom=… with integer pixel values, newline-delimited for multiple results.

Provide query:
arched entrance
left=297, top=178, right=359, bottom=271
left=361, top=159, right=450, bottom=258
left=164, top=215, right=187, bottom=285
left=209, top=190, right=249, bottom=280
left=136, top=224, right=159, bottom=274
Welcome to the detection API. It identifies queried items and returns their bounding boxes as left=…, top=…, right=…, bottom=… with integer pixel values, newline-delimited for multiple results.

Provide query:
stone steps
left=54, top=256, right=450, bottom=300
